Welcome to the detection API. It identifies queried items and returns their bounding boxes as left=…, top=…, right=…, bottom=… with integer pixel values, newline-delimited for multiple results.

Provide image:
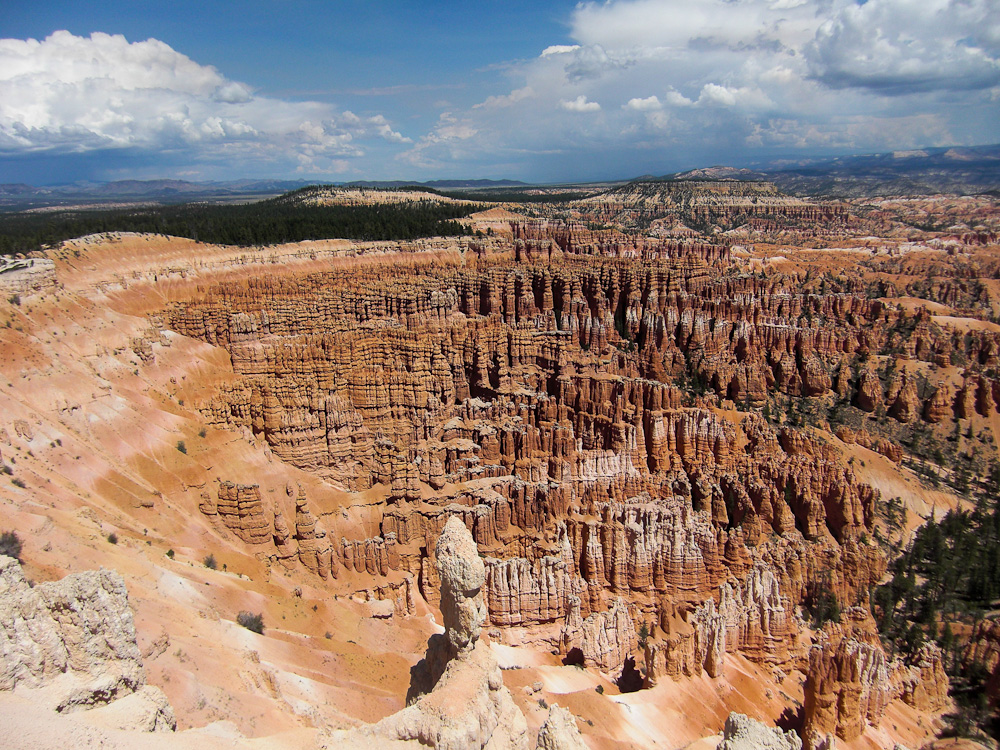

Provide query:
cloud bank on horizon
left=0, top=30, right=409, bottom=179
left=407, top=0, right=999, bottom=177
left=1, top=0, right=998, bottom=182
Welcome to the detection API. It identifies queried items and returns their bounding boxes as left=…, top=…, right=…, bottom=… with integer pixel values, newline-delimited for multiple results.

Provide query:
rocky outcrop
left=799, top=356, right=832, bottom=397
left=353, top=575, right=418, bottom=617
left=643, top=600, right=725, bottom=682
left=802, top=619, right=891, bottom=749
left=272, top=501, right=296, bottom=566
left=0, top=554, right=145, bottom=702
left=802, top=627, right=949, bottom=749
left=0, top=258, right=57, bottom=296
left=954, top=380, right=977, bottom=419
left=923, top=385, right=952, bottom=423
left=79, top=684, right=177, bottom=733
left=888, top=372, right=920, bottom=423
left=0, top=555, right=175, bottom=729
left=561, top=596, right=637, bottom=673
left=215, top=481, right=270, bottom=544
left=294, top=487, right=335, bottom=579
left=326, top=517, right=528, bottom=749
left=644, top=567, right=793, bottom=684
left=536, top=704, right=588, bottom=750
left=838, top=428, right=903, bottom=463
left=719, top=712, right=802, bottom=750
left=485, top=534, right=577, bottom=627
left=895, top=643, right=949, bottom=712
left=854, top=369, right=884, bottom=413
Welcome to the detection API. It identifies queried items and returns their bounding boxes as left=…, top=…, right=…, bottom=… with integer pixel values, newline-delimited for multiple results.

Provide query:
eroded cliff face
left=159, top=239, right=907, bottom=685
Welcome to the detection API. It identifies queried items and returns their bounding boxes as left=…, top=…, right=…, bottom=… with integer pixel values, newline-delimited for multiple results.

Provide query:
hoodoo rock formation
left=561, top=596, right=637, bottom=672
left=214, top=481, right=270, bottom=544
left=801, top=612, right=951, bottom=749
left=325, top=517, right=528, bottom=749
left=643, top=565, right=792, bottom=684
left=149, top=209, right=980, bottom=744
left=166, top=243, right=899, bottom=654
left=802, top=625, right=891, bottom=748
left=536, top=704, right=589, bottom=750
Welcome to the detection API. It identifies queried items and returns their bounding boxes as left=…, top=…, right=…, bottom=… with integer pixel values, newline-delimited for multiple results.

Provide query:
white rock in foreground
left=720, top=712, right=803, bottom=750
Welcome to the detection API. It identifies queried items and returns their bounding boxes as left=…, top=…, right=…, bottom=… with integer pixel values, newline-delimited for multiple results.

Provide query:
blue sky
left=2, top=0, right=998, bottom=184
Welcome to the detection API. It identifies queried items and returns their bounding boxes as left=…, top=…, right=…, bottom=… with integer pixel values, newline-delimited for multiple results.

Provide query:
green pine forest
left=873, top=463, right=1000, bottom=738
left=0, top=187, right=483, bottom=256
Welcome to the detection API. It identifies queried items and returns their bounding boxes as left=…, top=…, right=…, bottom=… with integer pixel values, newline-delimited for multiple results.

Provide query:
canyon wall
left=159, top=232, right=909, bottom=685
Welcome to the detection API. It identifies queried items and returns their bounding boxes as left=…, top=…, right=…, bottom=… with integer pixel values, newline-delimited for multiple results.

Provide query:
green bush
left=237, top=611, right=264, bottom=634
left=176, top=440, right=187, bottom=454
left=0, top=530, right=23, bottom=561
left=107, top=532, right=118, bottom=544
left=805, top=578, right=841, bottom=627
left=203, top=553, right=217, bottom=570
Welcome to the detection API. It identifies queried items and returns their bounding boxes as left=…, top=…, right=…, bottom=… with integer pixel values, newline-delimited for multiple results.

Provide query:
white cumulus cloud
left=403, top=0, right=998, bottom=179
left=625, top=95, right=662, bottom=111
left=0, top=31, right=409, bottom=174
left=561, top=95, right=602, bottom=112
left=806, top=0, right=1000, bottom=94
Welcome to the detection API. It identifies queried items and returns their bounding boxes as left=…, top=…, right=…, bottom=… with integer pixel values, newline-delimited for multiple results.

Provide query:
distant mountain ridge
left=0, top=177, right=529, bottom=209
left=659, top=144, right=1000, bottom=197
left=766, top=144, right=1000, bottom=196
left=2, top=143, right=997, bottom=207
left=0, top=178, right=316, bottom=207
left=344, top=179, right=528, bottom=189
